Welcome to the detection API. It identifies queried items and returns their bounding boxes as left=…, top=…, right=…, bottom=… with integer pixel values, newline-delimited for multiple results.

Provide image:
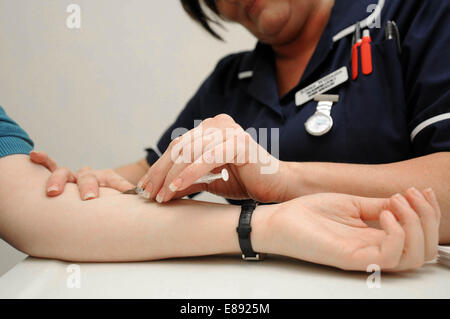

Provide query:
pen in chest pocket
left=361, top=29, right=373, bottom=75
left=352, top=26, right=373, bottom=79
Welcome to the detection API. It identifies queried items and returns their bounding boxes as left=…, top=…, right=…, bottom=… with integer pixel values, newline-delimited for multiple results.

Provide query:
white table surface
left=0, top=255, right=448, bottom=299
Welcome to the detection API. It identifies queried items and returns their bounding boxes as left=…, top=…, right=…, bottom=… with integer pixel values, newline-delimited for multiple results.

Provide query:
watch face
left=305, top=112, right=333, bottom=136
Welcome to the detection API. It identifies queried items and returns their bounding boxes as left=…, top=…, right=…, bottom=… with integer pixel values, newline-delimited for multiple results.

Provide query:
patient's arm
left=0, top=155, right=270, bottom=262
left=0, top=155, right=440, bottom=271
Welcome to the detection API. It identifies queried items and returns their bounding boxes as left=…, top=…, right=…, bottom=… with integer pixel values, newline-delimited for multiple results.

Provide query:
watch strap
left=236, top=200, right=263, bottom=261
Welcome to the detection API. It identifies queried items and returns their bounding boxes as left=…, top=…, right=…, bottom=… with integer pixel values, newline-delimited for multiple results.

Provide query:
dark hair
left=180, top=0, right=224, bottom=40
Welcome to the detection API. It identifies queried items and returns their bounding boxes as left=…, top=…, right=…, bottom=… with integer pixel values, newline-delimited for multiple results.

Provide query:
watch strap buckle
left=242, top=253, right=265, bottom=261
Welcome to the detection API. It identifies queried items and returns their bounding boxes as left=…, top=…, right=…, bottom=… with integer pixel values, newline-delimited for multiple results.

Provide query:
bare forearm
left=0, top=155, right=270, bottom=262
left=282, top=152, right=450, bottom=243
left=114, top=158, right=149, bottom=185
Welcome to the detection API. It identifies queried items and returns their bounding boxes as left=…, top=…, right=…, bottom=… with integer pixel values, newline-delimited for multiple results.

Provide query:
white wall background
left=0, top=0, right=255, bottom=276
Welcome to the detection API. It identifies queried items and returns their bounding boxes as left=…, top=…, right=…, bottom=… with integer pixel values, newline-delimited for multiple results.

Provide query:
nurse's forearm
left=282, top=152, right=450, bottom=243
left=0, top=155, right=271, bottom=262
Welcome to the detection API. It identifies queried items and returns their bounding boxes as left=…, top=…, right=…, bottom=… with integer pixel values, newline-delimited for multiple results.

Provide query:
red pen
left=351, top=24, right=362, bottom=80
left=361, top=29, right=373, bottom=75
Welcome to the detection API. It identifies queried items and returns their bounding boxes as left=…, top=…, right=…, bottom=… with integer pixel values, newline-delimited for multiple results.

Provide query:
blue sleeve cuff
left=0, top=136, right=34, bottom=158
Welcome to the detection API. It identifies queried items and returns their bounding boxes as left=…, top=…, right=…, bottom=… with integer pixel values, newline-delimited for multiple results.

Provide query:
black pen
left=385, top=20, right=402, bottom=55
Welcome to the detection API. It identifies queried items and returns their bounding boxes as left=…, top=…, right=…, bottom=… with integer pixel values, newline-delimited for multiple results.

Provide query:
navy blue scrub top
left=146, top=0, right=450, bottom=167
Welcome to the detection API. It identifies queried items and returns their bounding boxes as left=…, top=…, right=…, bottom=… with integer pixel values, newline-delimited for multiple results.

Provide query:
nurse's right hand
left=29, top=151, right=134, bottom=200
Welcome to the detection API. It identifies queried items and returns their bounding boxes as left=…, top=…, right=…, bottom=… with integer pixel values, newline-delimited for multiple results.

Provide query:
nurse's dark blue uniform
left=146, top=0, right=450, bottom=168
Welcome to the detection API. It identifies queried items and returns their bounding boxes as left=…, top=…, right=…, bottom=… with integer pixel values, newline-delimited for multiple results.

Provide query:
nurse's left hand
left=137, top=114, right=283, bottom=203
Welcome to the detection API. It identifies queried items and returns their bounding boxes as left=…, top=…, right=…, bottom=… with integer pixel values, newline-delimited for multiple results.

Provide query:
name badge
left=295, top=67, right=349, bottom=107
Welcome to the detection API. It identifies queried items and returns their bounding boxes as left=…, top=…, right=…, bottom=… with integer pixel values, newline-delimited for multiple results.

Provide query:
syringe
left=194, top=168, right=229, bottom=184
left=122, top=168, right=229, bottom=195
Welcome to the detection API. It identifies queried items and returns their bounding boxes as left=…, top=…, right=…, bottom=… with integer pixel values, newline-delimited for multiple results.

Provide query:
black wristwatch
left=236, top=200, right=264, bottom=261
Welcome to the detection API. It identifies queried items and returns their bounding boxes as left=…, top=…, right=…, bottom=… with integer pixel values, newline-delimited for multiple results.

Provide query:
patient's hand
left=29, top=151, right=134, bottom=200
left=268, top=189, right=440, bottom=271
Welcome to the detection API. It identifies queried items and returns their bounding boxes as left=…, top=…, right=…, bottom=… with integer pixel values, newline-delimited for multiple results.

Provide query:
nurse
left=33, top=1, right=450, bottom=240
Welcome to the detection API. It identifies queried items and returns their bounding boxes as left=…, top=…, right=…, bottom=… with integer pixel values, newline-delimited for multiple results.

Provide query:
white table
left=0, top=255, right=448, bottom=299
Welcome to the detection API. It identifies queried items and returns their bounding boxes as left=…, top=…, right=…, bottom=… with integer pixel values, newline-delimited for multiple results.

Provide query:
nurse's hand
left=137, top=114, right=282, bottom=203
left=270, top=188, right=440, bottom=271
left=29, top=151, right=134, bottom=200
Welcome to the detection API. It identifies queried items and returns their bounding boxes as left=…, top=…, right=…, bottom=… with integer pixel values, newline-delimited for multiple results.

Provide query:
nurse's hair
left=180, top=0, right=224, bottom=40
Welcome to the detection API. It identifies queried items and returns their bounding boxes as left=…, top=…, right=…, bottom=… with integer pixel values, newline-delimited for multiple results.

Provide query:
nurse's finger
left=141, top=129, right=221, bottom=201
left=104, top=173, right=135, bottom=193
left=137, top=116, right=223, bottom=193
left=168, top=131, right=253, bottom=198
left=164, top=140, right=239, bottom=202
left=404, top=188, right=439, bottom=261
left=138, top=135, right=191, bottom=200
left=30, top=151, right=58, bottom=172
left=46, top=167, right=77, bottom=197
left=388, top=194, right=425, bottom=271
left=162, top=154, right=225, bottom=203
left=76, top=167, right=100, bottom=200
left=161, top=183, right=208, bottom=203
left=154, top=132, right=225, bottom=203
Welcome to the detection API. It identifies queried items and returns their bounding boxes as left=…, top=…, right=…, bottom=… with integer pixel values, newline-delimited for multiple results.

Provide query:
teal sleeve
left=0, top=106, right=34, bottom=158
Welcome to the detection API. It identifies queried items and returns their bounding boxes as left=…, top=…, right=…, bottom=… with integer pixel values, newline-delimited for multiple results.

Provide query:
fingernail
left=156, top=191, right=165, bottom=204
left=84, top=193, right=96, bottom=200
left=169, top=178, right=182, bottom=192
left=395, top=194, right=409, bottom=206
left=425, top=188, right=438, bottom=203
left=410, top=187, right=424, bottom=199
left=139, top=191, right=150, bottom=200
left=47, top=185, right=59, bottom=193
left=145, top=181, right=153, bottom=198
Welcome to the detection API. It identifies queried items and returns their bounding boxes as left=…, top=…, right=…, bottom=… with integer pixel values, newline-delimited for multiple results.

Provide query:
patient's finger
left=378, top=210, right=405, bottom=270
left=405, top=188, right=439, bottom=261
left=76, top=168, right=99, bottom=200
left=30, top=151, right=58, bottom=172
left=46, top=167, right=77, bottom=196
left=388, top=194, right=425, bottom=270
left=423, top=188, right=442, bottom=223
left=356, top=196, right=391, bottom=221
left=343, top=210, right=404, bottom=271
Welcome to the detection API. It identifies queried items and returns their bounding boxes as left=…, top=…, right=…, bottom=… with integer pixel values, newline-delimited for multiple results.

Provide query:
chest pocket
left=340, top=38, right=412, bottom=164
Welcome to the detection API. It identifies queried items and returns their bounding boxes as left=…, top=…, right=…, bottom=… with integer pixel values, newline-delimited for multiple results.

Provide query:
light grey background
left=0, top=0, right=255, bottom=276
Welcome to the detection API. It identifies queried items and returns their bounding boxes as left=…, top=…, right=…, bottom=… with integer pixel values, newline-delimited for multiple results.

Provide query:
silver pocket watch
left=305, top=94, right=339, bottom=136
